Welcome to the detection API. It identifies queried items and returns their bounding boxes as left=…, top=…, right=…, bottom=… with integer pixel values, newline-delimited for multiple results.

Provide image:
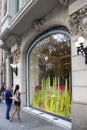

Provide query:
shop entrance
left=26, top=26, right=72, bottom=120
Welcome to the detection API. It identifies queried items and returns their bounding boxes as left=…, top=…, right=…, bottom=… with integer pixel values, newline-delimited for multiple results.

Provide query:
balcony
left=0, top=0, right=59, bottom=41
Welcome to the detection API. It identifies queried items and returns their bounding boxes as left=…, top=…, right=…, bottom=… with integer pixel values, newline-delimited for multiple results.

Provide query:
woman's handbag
left=12, top=95, right=19, bottom=102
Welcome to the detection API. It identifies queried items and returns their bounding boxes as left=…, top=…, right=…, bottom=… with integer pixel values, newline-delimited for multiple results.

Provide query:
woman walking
left=10, top=85, right=21, bottom=122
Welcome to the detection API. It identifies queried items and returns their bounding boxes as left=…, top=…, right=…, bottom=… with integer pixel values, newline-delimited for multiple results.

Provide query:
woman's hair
left=14, top=85, right=19, bottom=95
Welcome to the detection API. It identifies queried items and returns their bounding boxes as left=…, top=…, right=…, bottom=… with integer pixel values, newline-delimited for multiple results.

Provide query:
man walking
left=5, top=86, right=13, bottom=120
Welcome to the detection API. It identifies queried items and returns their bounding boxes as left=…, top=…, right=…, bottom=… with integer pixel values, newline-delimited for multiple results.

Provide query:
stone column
left=68, top=1, right=87, bottom=130
left=6, top=56, right=13, bottom=87
left=2, top=50, right=6, bottom=84
left=0, top=49, right=2, bottom=89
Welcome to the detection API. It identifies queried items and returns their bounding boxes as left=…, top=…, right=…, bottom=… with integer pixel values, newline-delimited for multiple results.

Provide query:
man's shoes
left=6, top=117, right=10, bottom=120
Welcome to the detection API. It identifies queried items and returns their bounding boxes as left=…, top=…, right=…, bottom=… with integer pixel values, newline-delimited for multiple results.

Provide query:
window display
left=29, top=32, right=71, bottom=119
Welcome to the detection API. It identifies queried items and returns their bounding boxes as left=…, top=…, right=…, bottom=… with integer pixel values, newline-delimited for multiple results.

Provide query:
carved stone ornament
left=6, top=46, right=21, bottom=64
left=12, top=48, right=21, bottom=64
left=59, top=0, right=69, bottom=6
left=3, top=0, right=7, bottom=16
left=33, top=17, right=46, bottom=32
left=5, top=34, right=21, bottom=48
left=59, top=0, right=74, bottom=7
left=69, top=5, right=87, bottom=36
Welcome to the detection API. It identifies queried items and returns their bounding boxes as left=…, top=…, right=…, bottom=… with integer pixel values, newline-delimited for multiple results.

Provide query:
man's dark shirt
left=5, top=89, right=12, bottom=105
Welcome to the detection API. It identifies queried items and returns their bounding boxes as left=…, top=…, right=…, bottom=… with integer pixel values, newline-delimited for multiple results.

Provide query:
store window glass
left=28, top=31, right=72, bottom=119
left=22, top=0, right=28, bottom=5
left=14, top=0, right=19, bottom=15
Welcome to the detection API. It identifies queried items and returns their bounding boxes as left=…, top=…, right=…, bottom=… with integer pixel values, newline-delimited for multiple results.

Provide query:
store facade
left=0, top=0, right=87, bottom=130
left=26, top=26, right=72, bottom=120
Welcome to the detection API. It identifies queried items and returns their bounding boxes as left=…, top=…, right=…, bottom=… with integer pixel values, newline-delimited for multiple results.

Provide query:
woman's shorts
left=14, top=101, right=21, bottom=106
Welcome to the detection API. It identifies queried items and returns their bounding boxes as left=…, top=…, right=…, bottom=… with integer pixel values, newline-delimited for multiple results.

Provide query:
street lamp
left=75, top=36, right=87, bottom=64
left=10, top=64, right=18, bottom=76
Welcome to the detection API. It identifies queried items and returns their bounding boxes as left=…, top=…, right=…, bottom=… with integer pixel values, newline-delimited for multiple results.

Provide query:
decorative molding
left=0, top=33, right=21, bottom=51
left=69, top=5, right=87, bottom=36
left=12, top=48, right=21, bottom=64
left=59, top=0, right=75, bottom=7
left=59, top=0, right=69, bottom=6
left=6, top=46, right=21, bottom=64
left=3, top=0, right=7, bottom=16
left=3, top=33, right=21, bottom=63
left=11, top=43, right=21, bottom=64
left=5, top=33, right=21, bottom=48
left=0, top=64, right=5, bottom=72
left=33, top=17, right=46, bottom=32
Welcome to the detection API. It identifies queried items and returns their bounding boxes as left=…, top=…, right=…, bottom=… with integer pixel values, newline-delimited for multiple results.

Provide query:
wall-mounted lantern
left=75, top=36, right=87, bottom=64
left=10, top=64, right=18, bottom=76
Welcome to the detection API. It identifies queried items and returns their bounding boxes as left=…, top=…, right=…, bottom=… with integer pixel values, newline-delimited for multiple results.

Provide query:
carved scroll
left=69, top=5, right=87, bottom=36
left=59, top=0, right=75, bottom=7
left=33, top=17, right=46, bottom=31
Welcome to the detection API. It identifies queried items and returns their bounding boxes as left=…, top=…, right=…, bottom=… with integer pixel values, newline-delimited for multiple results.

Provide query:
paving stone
left=0, top=102, right=71, bottom=130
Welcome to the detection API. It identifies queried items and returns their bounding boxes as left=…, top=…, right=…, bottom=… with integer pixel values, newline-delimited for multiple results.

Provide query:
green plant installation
left=32, top=76, right=72, bottom=119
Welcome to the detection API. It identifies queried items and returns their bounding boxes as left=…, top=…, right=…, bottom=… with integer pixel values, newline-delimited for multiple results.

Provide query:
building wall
left=20, top=3, right=69, bottom=105
left=0, top=49, right=2, bottom=89
left=0, top=0, right=2, bottom=89
left=71, top=35, right=87, bottom=130
left=20, top=1, right=87, bottom=130
left=69, top=0, right=87, bottom=129
left=1, top=0, right=87, bottom=129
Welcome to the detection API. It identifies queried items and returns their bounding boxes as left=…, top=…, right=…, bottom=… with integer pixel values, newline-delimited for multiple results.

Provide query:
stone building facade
left=0, top=0, right=6, bottom=90
left=0, top=0, right=87, bottom=130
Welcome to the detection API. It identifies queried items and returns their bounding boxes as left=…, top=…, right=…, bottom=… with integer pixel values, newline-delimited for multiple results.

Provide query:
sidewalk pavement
left=0, top=102, right=71, bottom=130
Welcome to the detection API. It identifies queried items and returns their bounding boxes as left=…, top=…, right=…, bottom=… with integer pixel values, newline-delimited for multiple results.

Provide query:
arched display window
left=26, top=26, right=72, bottom=119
